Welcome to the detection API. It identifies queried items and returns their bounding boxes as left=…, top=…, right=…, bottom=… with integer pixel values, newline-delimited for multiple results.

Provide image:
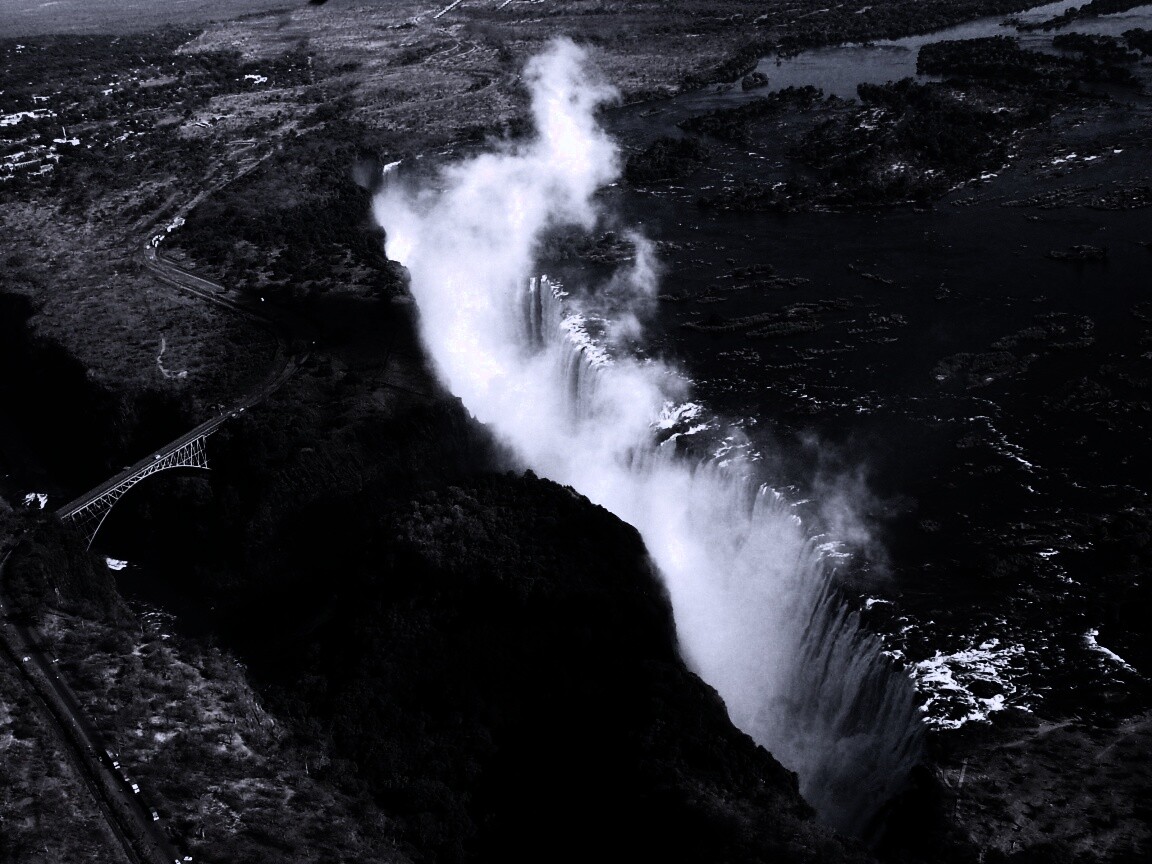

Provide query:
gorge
left=3, top=1, right=1151, bottom=861
left=375, top=38, right=923, bottom=836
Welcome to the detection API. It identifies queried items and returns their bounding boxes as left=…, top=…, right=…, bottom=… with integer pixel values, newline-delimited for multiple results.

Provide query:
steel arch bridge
left=58, top=423, right=222, bottom=548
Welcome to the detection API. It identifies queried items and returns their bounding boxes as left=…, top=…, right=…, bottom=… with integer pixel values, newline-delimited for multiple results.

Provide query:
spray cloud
left=374, top=38, right=921, bottom=835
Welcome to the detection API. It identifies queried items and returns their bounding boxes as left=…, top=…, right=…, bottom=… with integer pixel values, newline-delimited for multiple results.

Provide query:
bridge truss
left=59, top=433, right=213, bottom=548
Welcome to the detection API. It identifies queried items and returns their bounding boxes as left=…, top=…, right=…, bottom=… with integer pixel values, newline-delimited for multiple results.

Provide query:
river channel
left=593, top=0, right=1152, bottom=730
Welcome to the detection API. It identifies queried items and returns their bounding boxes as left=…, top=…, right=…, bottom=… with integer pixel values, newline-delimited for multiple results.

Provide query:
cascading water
left=373, top=38, right=923, bottom=837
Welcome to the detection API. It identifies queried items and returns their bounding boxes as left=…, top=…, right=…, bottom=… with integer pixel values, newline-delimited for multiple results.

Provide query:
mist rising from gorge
left=373, top=38, right=922, bottom=835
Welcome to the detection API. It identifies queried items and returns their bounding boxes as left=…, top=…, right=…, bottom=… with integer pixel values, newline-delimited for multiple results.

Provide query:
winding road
left=57, top=240, right=302, bottom=524
left=2, top=172, right=307, bottom=862
left=57, top=188, right=316, bottom=520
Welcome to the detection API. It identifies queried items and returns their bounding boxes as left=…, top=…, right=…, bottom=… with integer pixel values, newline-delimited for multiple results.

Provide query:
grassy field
left=0, top=203, right=276, bottom=409
left=0, top=0, right=297, bottom=37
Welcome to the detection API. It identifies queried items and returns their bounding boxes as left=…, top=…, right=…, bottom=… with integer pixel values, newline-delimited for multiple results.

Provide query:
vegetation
left=38, top=608, right=408, bottom=864
left=918, top=35, right=1138, bottom=85
left=1052, top=32, right=1141, bottom=68
left=66, top=467, right=873, bottom=864
left=0, top=644, right=126, bottom=863
left=167, top=120, right=406, bottom=303
left=0, top=30, right=298, bottom=407
left=0, top=344, right=877, bottom=863
left=3, top=521, right=127, bottom=625
left=698, top=78, right=1025, bottom=210
left=1020, top=0, right=1151, bottom=31
left=3, top=1, right=1151, bottom=861
left=0, top=31, right=314, bottom=199
left=695, top=26, right=1144, bottom=213
left=624, top=135, right=711, bottom=184
left=1124, top=27, right=1152, bottom=56
left=0, top=291, right=194, bottom=489
left=682, top=301, right=844, bottom=338
left=679, top=86, right=825, bottom=145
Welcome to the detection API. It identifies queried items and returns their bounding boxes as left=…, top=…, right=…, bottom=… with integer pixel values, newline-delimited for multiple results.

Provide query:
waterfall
left=520, top=277, right=923, bottom=835
left=373, top=37, right=923, bottom=838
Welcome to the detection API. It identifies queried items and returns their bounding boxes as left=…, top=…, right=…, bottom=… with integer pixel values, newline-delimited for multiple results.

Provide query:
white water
left=374, top=38, right=922, bottom=836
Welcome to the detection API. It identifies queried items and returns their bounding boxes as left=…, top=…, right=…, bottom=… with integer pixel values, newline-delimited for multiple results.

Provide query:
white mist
left=374, top=38, right=921, bottom=836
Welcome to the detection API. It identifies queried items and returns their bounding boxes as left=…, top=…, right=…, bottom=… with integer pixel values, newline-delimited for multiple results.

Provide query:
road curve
left=26, top=188, right=307, bottom=863
left=58, top=239, right=306, bottom=521
left=142, top=243, right=269, bottom=323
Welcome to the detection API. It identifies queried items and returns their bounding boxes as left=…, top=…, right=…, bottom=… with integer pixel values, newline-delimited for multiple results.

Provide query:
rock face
left=2, top=296, right=876, bottom=864
left=236, top=473, right=874, bottom=864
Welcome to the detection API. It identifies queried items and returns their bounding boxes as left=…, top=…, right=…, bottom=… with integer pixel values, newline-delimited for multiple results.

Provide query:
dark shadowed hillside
left=232, top=473, right=873, bottom=864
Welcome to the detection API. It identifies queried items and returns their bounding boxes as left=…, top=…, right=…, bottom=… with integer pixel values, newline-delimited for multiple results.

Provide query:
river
left=753, top=1, right=1152, bottom=99
left=594, top=0, right=1152, bottom=736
